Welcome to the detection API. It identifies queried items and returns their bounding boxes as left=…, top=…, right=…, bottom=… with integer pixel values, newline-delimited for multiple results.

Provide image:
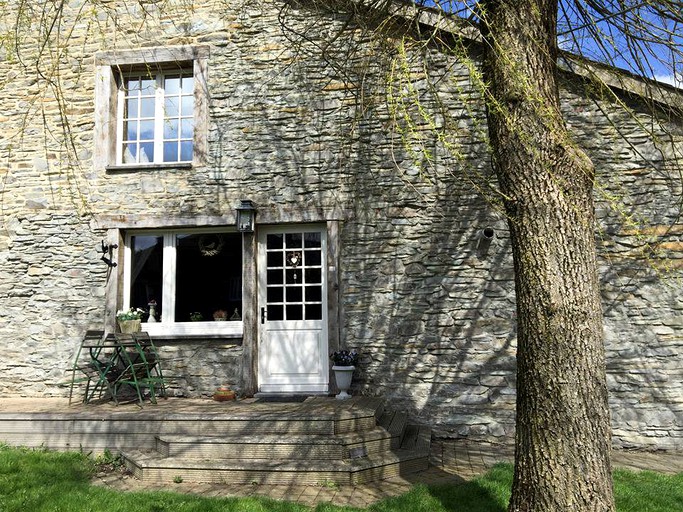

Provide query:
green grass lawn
left=0, top=445, right=681, bottom=512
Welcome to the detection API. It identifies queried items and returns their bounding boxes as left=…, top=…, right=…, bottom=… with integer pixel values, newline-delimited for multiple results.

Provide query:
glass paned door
left=258, top=226, right=328, bottom=393
left=265, top=231, right=323, bottom=322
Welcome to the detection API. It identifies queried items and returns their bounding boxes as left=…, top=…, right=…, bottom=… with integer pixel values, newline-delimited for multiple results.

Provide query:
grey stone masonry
left=0, top=1, right=680, bottom=450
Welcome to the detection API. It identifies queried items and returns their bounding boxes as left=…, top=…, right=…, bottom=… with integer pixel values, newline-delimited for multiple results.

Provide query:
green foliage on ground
left=0, top=446, right=681, bottom=512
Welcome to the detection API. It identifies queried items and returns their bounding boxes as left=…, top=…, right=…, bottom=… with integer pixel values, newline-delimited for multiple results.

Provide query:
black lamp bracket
left=100, top=240, right=118, bottom=268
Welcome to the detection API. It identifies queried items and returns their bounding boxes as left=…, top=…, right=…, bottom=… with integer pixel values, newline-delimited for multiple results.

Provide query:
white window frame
left=94, top=45, right=209, bottom=171
left=123, top=228, right=244, bottom=338
left=116, top=71, right=194, bottom=166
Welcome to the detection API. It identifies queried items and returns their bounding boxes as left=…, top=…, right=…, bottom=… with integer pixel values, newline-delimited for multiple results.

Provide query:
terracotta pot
left=213, top=387, right=236, bottom=401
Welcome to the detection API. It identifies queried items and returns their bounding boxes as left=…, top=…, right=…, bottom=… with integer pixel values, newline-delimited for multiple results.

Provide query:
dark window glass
left=304, top=250, right=321, bottom=266
left=267, top=251, right=283, bottom=268
left=304, top=232, right=321, bottom=248
left=267, top=234, right=283, bottom=250
left=286, top=304, right=303, bottom=320
left=305, top=304, right=322, bottom=320
left=285, top=232, right=302, bottom=248
left=285, top=269, right=302, bottom=284
left=267, top=287, right=283, bottom=303
left=305, top=268, right=322, bottom=284
left=286, top=286, right=303, bottom=302
left=267, top=269, right=283, bottom=285
left=174, top=232, right=242, bottom=322
left=268, top=305, right=283, bottom=321
left=305, top=286, right=322, bottom=302
left=130, top=235, right=163, bottom=319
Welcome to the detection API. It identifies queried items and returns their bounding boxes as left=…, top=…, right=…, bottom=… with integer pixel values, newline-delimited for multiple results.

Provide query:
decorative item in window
left=230, top=308, right=241, bottom=321
left=189, top=312, right=203, bottom=322
left=213, top=309, right=228, bottom=321
left=287, top=251, right=302, bottom=267
left=147, top=300, right=158, bottom=323
left=116, top=307, right=145, bottom=333
left=198, top=234, right=224, bottom=257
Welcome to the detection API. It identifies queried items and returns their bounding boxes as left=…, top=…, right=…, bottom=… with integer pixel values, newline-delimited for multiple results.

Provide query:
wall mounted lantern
left=236, top=199, right=256, bottom=233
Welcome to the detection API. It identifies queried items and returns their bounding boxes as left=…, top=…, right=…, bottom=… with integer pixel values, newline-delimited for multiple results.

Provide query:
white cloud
left=654, top=73, right=683, bottom=89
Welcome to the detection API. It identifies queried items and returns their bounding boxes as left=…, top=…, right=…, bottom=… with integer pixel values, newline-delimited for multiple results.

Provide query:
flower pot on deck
left=332, top=365, right=355, bottom=400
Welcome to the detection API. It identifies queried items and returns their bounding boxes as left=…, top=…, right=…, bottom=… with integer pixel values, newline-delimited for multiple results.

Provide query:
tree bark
left=479, top=1, right=615, bottom=510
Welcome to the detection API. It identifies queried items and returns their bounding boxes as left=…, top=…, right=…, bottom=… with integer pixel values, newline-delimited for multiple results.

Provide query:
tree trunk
left=479, top=1, right=615, bottom=510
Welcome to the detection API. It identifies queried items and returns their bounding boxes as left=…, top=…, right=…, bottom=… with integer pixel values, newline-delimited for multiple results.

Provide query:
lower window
left=123, top=229, right=243, bottom=337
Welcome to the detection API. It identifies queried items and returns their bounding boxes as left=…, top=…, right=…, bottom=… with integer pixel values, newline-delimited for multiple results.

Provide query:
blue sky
left=412, top=1, right=682, bottom=88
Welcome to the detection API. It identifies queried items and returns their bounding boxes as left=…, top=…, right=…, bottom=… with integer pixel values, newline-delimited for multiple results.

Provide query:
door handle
left=261, top=307, right=266, bottom=324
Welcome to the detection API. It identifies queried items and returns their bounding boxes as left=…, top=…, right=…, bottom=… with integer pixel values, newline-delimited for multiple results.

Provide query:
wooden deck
left=0, top=396, right=431, bottom=485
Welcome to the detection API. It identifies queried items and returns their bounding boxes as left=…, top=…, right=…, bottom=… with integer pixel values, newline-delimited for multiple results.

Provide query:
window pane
left=125, top=121, right=137, bottom=142
left=164, top=119, right=179, bottom=139
left=174, top=232, right=243, bottom=322
left=140, top=78, right=155, bottom=94
left=267, top=251, right=283, bottom=268
left=125, top=98, right=138, bottom=118
left=286, top=305, right=303, bottom=320
left=267, top=287, right=283, bottom=303
left=285, top=269, right=301, bottom=284
left=122, top=143, right=137, bottom=163
left=181, top=76, right=194, bottom=93
left=140, top=98, right=155, bottom=118
left=163, top=142, right=178, bottom=162
left=139, top=142, right=154, bottom=163
left=267, top=269, right=283, bottom=285
left=267, top=234, right=283, bottom=250
left=130, top=235, right=163, bottom=319
left=285, top=233, right=303, bottom=248
left=139, top=120, right=155, bottom=140
left=165, top=76, right=181, bottom=94
left=164, top=97, right=179, bottom=117
left=286, top=286, right=302, bottom=302
left=269, top=305, right=283, bottom=321
left=304, top=250, right=321, bottom=266
left=305, top=268, right=321, bottom=284
left=181, top=118, right=194, bottom=138
left=180, top=141, right=193, bottom=161
left=305, top=304, right=322, bottom=320
left=305, top=286, right=322, bottom=302
left=181, top=95, right=194, bottom=115
left=126, top=78, right=140, bottom=92
left=304, top=232, right=321, bottom=248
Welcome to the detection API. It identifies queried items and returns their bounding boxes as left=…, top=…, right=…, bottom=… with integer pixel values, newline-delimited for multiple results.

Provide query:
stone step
left=156, top=426, right=397, bottom=460
left=155, top=410, right=407, bottom=460
left=124, top=423, right=431, bottom=486
left=124, top=449, right=429, bottom=486
left=0, top=397, right=384, bottom=450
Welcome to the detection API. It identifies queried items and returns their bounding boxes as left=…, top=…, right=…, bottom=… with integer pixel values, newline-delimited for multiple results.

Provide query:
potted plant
left=116, top=307, right=145, bottom=333
left=213, top=309, right=228, bottom=321
left=330, top=349, right=359, bottom=400
left=189, top=312, right=203, bottom=322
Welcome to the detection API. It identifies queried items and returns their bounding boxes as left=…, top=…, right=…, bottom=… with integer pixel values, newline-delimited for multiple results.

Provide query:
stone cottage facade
left=0, top=1, right=681, bottom=450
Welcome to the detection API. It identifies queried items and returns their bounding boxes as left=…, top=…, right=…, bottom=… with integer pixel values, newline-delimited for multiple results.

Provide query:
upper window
left=94, top=45, right=208, bottom=170
left=118, top=72, right=195, bottom=165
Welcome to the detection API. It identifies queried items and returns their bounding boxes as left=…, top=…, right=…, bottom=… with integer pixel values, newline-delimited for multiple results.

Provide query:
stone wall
left=0, top=1, right=680, bottom=449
